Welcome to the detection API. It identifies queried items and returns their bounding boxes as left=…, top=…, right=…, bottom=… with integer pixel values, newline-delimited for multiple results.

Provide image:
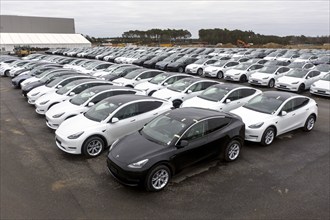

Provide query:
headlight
left=40, top=100, right=50, bottom=105
left=109, top=139, right=120, bottom=151
left=32, top=92, right=40, bottom=96
left=128, top=159, right=149, bottom=169
left=248, top=122, right=264, bottom=129
left=262, top=77, right=269, bottom=79
left=52, top=112, right=65, bottom=118
left=67, top=131, right=84, bottom=139
left=291, top=81, right=299, bottom=84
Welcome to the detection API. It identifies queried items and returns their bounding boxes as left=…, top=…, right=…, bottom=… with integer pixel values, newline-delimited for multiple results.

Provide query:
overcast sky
left=1, top=0, right=329, bottom=38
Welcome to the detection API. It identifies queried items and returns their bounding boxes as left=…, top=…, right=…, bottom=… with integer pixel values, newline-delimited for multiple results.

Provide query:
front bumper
left=224, top=75, right=240, bottom=81
left=275, top=83, right=298, bottom=92
left=310, top=87, right=330, bottom=97
left=248, top=79, right=269, bottom=86
left=55, top=134, right=82, bottom=154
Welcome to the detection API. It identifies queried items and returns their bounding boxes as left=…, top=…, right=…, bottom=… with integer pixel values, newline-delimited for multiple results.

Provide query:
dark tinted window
left=112, top=90, right=136, bottom=95
left=227, top=90, right=240, bottom=101
left=113, top=103, right=138, bottom=120
left=137, top=101, right=162, bottom=114
left=240, top=89, right=256, bottom=98
left=202, top=81, right=218, bottom=90
left=205, top=117, right=231, bottom=135
left=281, top=100, right=294, bottom=113
left=293, top=98, right=309, bottom=111
left=189, top=82, right=203, bottom=92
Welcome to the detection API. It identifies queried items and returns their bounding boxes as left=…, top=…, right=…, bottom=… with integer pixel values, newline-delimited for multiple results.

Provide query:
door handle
left=153, top=113, right=158, bottom=115
left=130, top=119, right=136, bottom=122
left=292, top=113, right=296, bottom=116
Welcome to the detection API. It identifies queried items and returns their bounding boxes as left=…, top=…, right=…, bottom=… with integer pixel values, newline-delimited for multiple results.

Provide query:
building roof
left=0, top=33, right=91, bottom=46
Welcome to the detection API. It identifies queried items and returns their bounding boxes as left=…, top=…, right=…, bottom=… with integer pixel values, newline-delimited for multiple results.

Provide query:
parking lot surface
left=1, top=76, right=329, bottom=219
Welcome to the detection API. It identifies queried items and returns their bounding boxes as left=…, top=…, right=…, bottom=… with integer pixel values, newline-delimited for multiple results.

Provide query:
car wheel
left=268, top=79, right=275, bottom=88
left=297, top=84, right=305, bottom=93
left=217, top=71, right=224, bottom=79
left=239, top=74, right=247, bottom=82
left=261, top=127, right=276, bottom=146
left=145, top=165, right=171, bottom=192
left=82, top=136, right=105, bottom=157
left=303, top=115, right=316, bottom=131
left=197, top=68, right=203, bottom=76
left=178, top=67, right=184, bottom=73
left=4, top=70, right=9, bottom=77
left=223, top=140, right=241, bottom=162
left=172, top=100, right=182, bottom=108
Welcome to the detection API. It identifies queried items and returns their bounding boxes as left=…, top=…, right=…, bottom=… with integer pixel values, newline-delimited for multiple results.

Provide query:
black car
left=143, top=54, right=169, bottom=69
left=107, top=107, right=245, bottom=191
left=103, top=65, right=141, bottom=81
left=132, top=54, right=156, bottom=66
left=167, top=57, right=198, bottom=73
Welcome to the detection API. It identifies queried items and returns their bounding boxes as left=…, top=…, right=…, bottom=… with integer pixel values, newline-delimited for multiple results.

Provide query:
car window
left=138, top=72, right=150, bottom=79
left=281, top=99, right=294, bottom=113
left=240, top=88, right=256, bottom=98
left=202, top=81, right=218, bottom=90
left=227, top=90, right=240, bottom=101
left=182, top=121, right=207, bottom=141
left=137, top=101, right=162, bottom=114
left=205, top=118, right=231, bottom=135
left=113, top=103, right=139, bottom=120
left=112, top=90, right=136, bottom=95
left=188, top=82, right=203, bottom=92
left=293, top=98, right=309, bottom=111
left=89, top=91, right=113, bottom=104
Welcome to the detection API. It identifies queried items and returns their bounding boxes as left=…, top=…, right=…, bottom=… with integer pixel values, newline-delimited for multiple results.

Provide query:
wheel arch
left=83, top=134, right=109, bottom=149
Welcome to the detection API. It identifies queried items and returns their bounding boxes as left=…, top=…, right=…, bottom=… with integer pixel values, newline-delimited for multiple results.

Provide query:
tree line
left=84, top=28, right=329, bottom=46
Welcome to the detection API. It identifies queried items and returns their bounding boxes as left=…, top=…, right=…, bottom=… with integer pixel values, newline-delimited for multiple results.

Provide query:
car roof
left=164, top=107, right=232, bottom=125
left=262, top=91, right=299, bottom=100
left=86, top=85, right=135, bottom=92
left=210, top=83, right=245, bottom=90
left=102, top=94, right=166, bottom=103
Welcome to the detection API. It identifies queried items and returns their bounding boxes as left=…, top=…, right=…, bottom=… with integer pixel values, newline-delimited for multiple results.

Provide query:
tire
left=172, top=100, right=182, bottom=108
left=4, top=70, right=9, bottom=77
left=297, top=84, right=305, bottom=93
left=178, top=67, right=184, bottom=73
left=268, top=79, right=275, bottom=88
left=145, top=165, right=171, bottom=192
left=197, top=68, right=203, bottom=76
left=303, top=115, right=316, bottom=132
left=217, top=71, right=224, bottom=79
left=239, top=74, right=247, bottom=82
left=82, top=136, right=105, bottom=157
left=261, top=127, right=276, bottom=146
left=222, top=140, right=241, bottom=162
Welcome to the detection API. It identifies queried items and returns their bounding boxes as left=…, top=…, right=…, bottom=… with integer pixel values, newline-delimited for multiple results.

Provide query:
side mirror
left=163, top=82, right=168, bottom=86
left=225, top=99, right=231, bottom=104
left=69, top=92, right=75, bottom=96
left=186, top=90, right=192, bottom=94
left=110, top=117, right=119, bottom=123
left=87, top=102, right=95, bottom=107
left=136, top=77, right=141, bottom=81
left=176, top=140, right=188, bottom=149
left=56, top=85, right=63, bottom=89
left=280, top=111, right=287, bottom=116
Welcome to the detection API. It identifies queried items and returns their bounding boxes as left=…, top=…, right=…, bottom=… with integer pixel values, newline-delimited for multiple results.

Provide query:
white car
left=27, top=75, right=91, bottom=104
left=224, top=63, right=264, bottom=82
left=293, top=54, right=318, bottom=63
left=310, top=73, right=330, bottom=97
left=113, top=69, right=164, bottom=87
left=203, top=60, right=239, bottom=79
left=248, top=66, right=290, bottom=88
left=152, top=77, right=219, bottom=108
left=46, top=85, right=140, bottom=129
left=55, top=95, right=172, bottom=157
left=181, top=84, right=262, bottom=112
left=185, top=58, right=219, bottom=76
left=20, top=68, right=64, bottom=88
left=35, top=79, right=112, bottom=115
left=276, top=54, right=299, bottom=63
left=231, top=91, right=318, bottom=145
left=275, top=69, right=324, bottom=93
left=134, top=72, right=191, bottom=96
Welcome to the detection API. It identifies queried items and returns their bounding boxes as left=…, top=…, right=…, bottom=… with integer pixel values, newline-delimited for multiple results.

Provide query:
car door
left=172, top=117, right=231, bottom=171
left=305, top=71, right=320, bottom=88
left=276, top=99, right=299, bottom=134
left=247, top=64, right=263, bottom=78
left=290, top=97, right=311, bottom=129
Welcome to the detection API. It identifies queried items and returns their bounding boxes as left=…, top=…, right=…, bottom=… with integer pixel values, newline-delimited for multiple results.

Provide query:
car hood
left=56, top=114, right=101, bottom=136
left=110, top=132, right=165, bottom=164
left=226, top=69, right=243, bottom=76
left=231, top=106, right=272, bottom=126
left=35, top=92, right=64, bottom=104
left=152, top=88, right=180, bottom=100
left=46, top=99, right=83, bottom=116
left=186, top=64, right=201, bottom=69
left=134, top=81, right=154, bottom=90
left=28, top=85, right=47, bottom=96
left=23, top=81, right=44, bottom=91
left=250, top=72, right=273, bottom=79
left=313, top=80, right=330, bottom=89
left=204, top=66, right=222, bottom=72
left=181, top=96, right=220, bottom=110
left=112, top=77, right=132, bottom=85
left=277, top=76, right=303, bottom=84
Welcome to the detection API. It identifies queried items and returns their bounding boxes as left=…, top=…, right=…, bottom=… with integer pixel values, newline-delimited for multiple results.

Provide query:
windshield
left=288, top=62, right=304, bottom=68
left=286, top=69, right=308, bottom=78
left=194, top=58, right=208, bottom=65
left=168, top=78, right=194, bottom=92
left=56, top=80, right=81, bottom=95
left=244, top=93, right=285, bottom=114
left=299, top=54, right=313, bottom=59
left=84, top=99, right=121, bottom=122
left=235, top=63, right=250, bottom=70
left=46, top=76, right=66, bottom=88
left=259, top=66, right=278, bottom=74
left=70, top=89, right=96, bottom=105
left=141, top=115, right=188, bottom=145
left=149, top=73, right=168, bottom=84
left=315, top=65, right=330, bottom=72
left=111, top=66, right=132, bottom=76
left=198, top=86, right=230, bottom=102
left=211, top=60, right=227, bottom=67
left=321, top=73, right=330, bottom=81
left=36, top=69, right=58, bottom=78
left=124, top=69, right=145, bottom=79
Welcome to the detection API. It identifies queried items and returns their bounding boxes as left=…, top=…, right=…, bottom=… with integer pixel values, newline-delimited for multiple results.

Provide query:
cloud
left=1, top=0, right=329, bottom=37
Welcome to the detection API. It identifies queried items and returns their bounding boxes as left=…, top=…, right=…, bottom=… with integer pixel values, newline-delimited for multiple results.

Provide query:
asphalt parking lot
left=1, top=76, right=329, bottom=219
